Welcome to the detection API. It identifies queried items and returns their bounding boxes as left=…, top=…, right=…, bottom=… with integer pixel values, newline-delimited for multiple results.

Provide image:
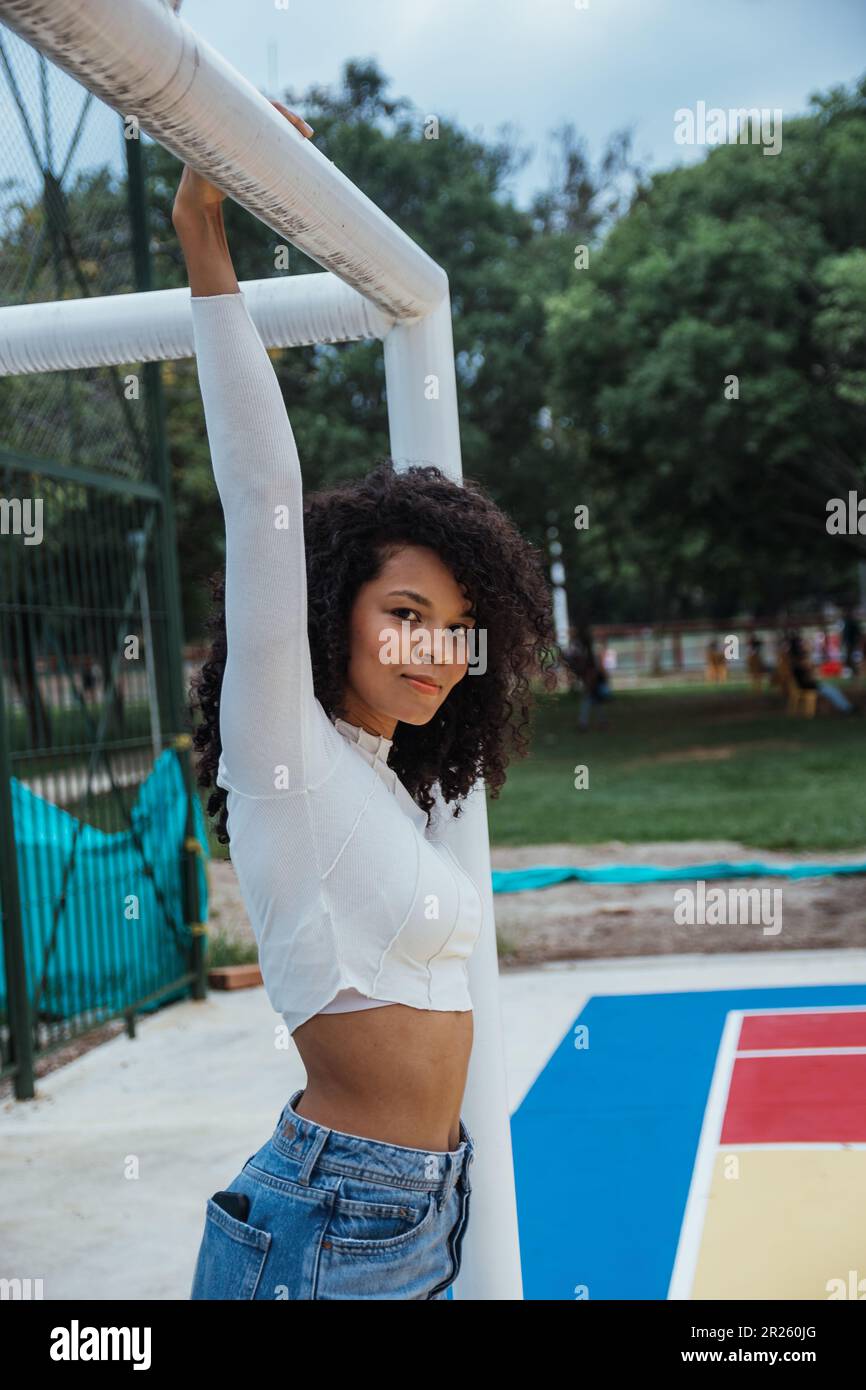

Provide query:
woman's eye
left=390, top=609, right=472, bottom=633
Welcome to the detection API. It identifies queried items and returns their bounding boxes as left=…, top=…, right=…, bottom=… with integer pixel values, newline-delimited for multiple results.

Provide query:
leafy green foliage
left=547, top=74, right=866, bottom=622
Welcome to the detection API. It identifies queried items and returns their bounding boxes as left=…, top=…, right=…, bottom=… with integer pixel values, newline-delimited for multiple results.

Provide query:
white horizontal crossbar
left=0, top=0, right=448, bottom=321
left=0, top=275, right=395, bottom=376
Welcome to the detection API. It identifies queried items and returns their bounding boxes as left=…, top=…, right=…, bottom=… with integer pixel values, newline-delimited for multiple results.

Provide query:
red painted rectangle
left=738, top=1011, right=866, bottom=1051
left=721, top=1054, right=866, bottom=1143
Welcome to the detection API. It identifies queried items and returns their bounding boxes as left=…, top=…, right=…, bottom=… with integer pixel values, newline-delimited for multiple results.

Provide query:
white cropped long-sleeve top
left=189, top=290, right=484, bottom=1035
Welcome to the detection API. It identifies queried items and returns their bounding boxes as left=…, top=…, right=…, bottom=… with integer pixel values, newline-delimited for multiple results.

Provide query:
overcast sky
left=182, top=0, right=866, bottom=206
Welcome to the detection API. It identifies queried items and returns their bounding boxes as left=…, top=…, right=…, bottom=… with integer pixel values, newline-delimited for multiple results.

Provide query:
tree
left=547, top=73, right=866, bottom=621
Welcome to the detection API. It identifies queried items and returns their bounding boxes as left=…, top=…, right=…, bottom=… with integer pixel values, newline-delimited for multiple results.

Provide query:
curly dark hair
left=189, top=460, right=557, bottom=844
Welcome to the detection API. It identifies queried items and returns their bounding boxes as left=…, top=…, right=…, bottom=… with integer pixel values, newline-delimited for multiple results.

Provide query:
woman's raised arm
left=174, top=106, right=337, bottom=799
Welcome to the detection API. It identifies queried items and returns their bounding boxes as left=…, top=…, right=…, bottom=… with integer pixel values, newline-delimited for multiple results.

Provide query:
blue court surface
left=512, top=976, right=866, bottom=1300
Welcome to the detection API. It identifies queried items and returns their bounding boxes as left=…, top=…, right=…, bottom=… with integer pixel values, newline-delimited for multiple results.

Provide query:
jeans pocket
left=323, top=1181, right=438, bottom=1251
left=190, top=1195, right=273, bottom=1299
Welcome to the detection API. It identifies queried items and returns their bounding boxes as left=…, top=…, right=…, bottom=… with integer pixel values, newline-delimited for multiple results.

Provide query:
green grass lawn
left=487, top=682, right=866, bottom=852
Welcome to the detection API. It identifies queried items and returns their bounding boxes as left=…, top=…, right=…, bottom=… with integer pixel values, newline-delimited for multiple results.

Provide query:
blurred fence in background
left=584, top=614, right=865, bottom=685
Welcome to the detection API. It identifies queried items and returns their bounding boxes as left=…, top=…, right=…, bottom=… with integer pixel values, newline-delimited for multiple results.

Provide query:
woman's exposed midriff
left=291, top=1004, right=474, bottom=1152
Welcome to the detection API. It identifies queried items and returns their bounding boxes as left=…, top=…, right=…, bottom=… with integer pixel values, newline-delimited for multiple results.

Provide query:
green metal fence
left=0, top=26, right=207, bottom=1099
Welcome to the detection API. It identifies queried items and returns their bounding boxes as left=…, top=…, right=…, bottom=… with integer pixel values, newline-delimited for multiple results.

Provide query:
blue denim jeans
left=190, top=1088, right=475, bottom=1300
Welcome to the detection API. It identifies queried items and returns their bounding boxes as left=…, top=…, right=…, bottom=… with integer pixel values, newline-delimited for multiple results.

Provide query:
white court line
left=737, top=1046, right=866, bottom=1056
left=736, top=1003, right=866, bottom=1015
left=667, top=1009, right=743, bottom=1300
left=716, top=1142, right=866, bottom=1150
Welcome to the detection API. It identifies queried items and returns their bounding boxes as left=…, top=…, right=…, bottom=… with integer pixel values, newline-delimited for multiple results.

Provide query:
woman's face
left=340, top=543, right=477, bottom=737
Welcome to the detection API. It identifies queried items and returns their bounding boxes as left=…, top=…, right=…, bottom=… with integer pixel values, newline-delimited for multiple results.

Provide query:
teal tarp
left=492, top=860, right=866, bottom=892
left=1, top=748, right=209, bottom=1022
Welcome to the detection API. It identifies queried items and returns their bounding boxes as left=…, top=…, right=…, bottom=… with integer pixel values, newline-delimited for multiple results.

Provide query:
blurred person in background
left=788, top=631, right=857, bottom=715
left=705, top=637, right=727, bottom=683
left=564, top=624, right=612, bottom=731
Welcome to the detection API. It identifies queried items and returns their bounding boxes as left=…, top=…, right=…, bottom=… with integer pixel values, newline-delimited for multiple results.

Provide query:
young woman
left=179, top=102, right=555, bottom=1299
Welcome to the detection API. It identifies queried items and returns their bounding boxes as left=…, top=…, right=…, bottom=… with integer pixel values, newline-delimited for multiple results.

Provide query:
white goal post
left=0, top=0, right=523, bottom=1300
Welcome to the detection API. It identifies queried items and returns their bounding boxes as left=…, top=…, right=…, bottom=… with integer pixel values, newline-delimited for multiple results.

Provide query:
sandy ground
left=206, top=839, right=866, bottom=967
left=488, top=840, right=866, bottom=963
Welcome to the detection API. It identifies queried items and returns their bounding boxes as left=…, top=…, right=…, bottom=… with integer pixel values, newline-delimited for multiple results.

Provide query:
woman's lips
left=401, top=674, right=440, bottom=694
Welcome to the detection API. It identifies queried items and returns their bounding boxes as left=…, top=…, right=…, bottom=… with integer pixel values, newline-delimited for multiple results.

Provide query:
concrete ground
left=2, top=945, right=865, bottom=1300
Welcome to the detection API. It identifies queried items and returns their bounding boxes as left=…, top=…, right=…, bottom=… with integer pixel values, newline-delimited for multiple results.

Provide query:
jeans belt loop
left=296, top=1125, right=330, bottom=1186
